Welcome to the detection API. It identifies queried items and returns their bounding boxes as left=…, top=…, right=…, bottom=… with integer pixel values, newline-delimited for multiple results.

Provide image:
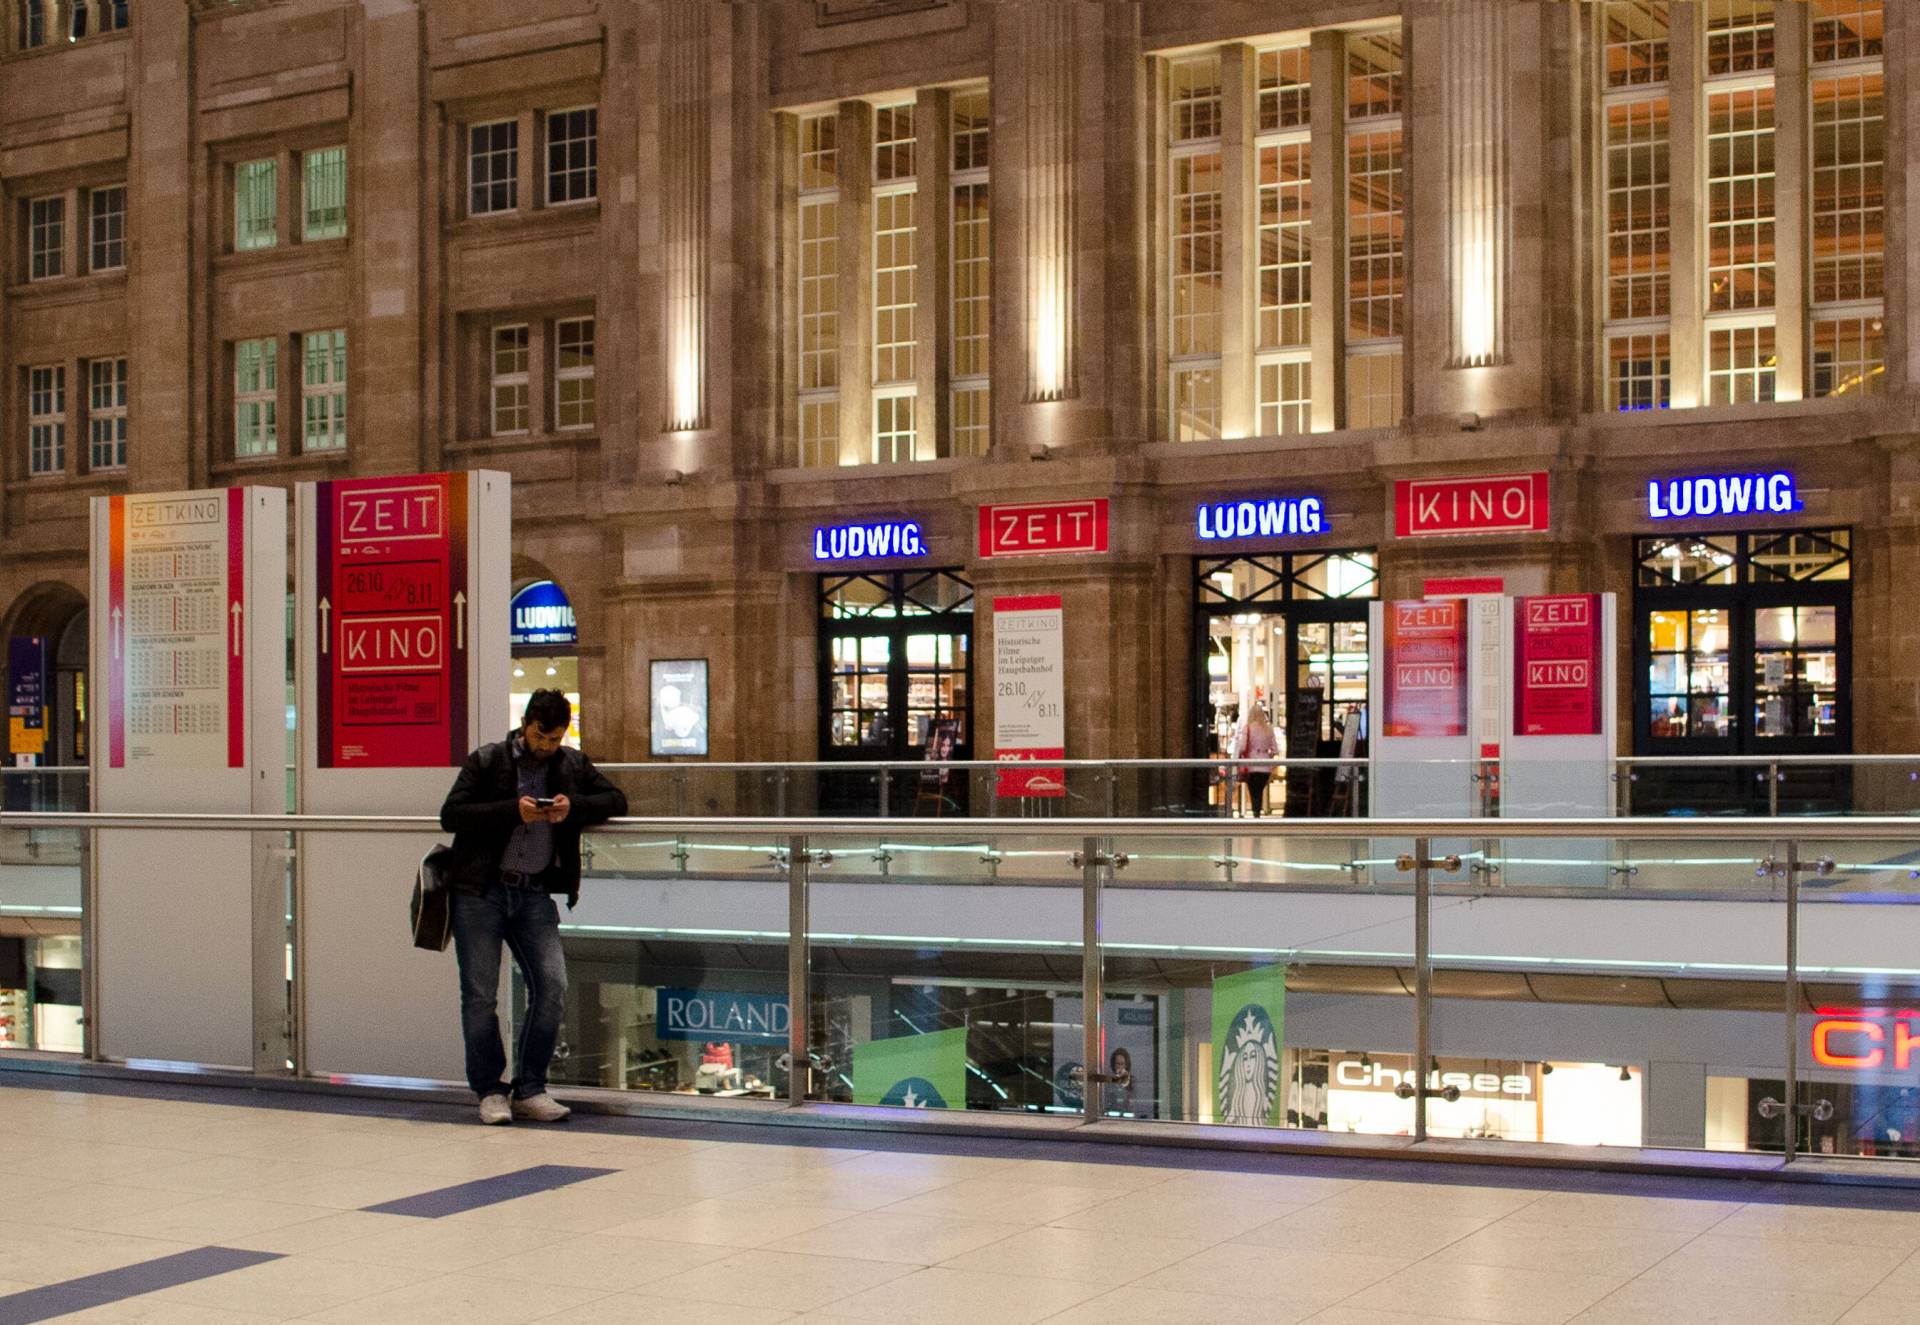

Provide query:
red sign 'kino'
left=1395, top=473, right=1550, bottom=538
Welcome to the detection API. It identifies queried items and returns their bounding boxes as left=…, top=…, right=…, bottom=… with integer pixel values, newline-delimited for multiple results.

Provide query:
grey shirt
left=500, top=740, right=555, bottom=877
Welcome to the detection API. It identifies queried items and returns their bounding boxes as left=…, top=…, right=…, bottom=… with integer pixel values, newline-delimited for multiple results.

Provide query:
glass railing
left=8, top=807, right=1914, bottom=1168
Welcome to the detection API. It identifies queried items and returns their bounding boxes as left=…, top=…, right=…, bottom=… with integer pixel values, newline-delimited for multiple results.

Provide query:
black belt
left=498, top=868, right=552, bottom=889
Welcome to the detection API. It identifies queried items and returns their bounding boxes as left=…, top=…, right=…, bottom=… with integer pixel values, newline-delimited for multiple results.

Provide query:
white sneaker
left=478, top=1095, right=513, bottom=1125
left=511, top=1092, right=571, bottom=1123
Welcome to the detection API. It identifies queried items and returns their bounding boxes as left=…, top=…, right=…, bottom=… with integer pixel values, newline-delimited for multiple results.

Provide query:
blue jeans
left=451, top=884, right=568, bottom=1100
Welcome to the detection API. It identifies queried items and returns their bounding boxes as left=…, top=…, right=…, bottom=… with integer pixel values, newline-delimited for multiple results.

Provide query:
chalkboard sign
left=1284, top=686, right=1324, bottom=815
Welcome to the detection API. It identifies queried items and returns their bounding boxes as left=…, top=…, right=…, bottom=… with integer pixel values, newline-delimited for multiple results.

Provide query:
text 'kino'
left=1648, top=472, right=1796, bottom=519
left=1197, top=497, right=1324, bottom=540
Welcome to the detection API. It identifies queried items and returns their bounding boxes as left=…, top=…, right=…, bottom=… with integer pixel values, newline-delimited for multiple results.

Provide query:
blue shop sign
left=510, top=580, right=577, bottom=649
left=812, top=520, right=927, bottom=561
left=7, top=637, right=45, bottom=726
left=657, top=988, right=791, bottom=1044
left=1196, top=496, right=1325, bottom=541
left=1648, top=471, right=1798, bottom=520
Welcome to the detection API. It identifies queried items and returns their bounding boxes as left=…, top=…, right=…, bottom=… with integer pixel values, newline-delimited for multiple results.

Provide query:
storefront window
left=820, top=570, right=972, bottom=758
left=1634, top=529, right=1851, bottom=789
left=1194, top=551, right=1376, bottom=813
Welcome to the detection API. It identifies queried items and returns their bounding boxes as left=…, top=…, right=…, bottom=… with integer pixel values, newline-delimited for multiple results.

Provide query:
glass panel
left=1636, top=535, right=1738, bottom=586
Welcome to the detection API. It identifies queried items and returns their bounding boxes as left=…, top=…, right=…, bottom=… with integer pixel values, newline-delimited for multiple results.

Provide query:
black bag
left=411, top=844, right=455, bottom=952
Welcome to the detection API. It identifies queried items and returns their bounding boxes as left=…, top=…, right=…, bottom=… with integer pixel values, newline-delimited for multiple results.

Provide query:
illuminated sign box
left=509, top=580, right=576, bottom=649
left=1648, top=471, right=1797, bottom=520
left=1196, top=496, right=1325, bottom=541
left=812, top=520, right=927, bottom=561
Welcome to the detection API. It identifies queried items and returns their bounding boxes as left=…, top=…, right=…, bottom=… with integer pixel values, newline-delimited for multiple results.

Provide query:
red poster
left=1383, top=598, right=1467, bottom=738
left=978, top=500, right=1109, bottom=559
left=315, top=474, right=469, bottom=768
left=1514, top=594, right=1603, bottom=737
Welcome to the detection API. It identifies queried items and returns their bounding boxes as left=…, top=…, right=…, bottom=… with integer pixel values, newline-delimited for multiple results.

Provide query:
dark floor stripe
left=0, top=1247, right=282, bottom=1325
left=361, top=1163, right=618, bottom=1218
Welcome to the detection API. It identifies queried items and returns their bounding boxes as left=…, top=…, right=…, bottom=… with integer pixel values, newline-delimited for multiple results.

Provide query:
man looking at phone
left=439, top=690, right=627, bottom=1124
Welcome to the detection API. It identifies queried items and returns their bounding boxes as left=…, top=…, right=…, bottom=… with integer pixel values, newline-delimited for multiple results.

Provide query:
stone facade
left=0, top=1, right=1913, bottom=768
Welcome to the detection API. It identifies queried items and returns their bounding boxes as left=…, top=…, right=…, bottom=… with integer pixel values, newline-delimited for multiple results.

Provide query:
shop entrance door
left=1634, top=529, right=1851, bottom=812
left=1192, top=551, right=1376, bottom=816
left=820, top=570, right=974, bottom=814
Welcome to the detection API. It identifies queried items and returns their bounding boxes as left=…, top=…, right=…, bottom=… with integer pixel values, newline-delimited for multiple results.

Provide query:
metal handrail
left=5, top=810, right=1920, bottom=840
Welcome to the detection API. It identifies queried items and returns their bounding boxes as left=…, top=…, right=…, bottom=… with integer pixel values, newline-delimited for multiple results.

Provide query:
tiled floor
left=3, top=1074, right=1920, bottom=1323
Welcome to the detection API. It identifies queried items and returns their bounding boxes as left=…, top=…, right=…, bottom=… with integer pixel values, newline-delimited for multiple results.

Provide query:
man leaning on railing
left=438, top=690, right=627, bottom=1125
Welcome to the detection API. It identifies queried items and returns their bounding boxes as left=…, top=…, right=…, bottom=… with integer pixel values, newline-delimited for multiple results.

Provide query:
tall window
left=469, top=120, right=518, bottom=216
left=1345, top=30, right=1404, bottom=430
left=951, top=89, right=990, bottom=457
left=234, top=159, right=278, bottom=251
left=797, top=112, right=840, bottom=467
left=27, top=366, right=63, bottom=477
left=546, top=107, right=598, bottom=205
left=234, top=338, right=278, bottom=457
left=88, top=357, right=127, bottom=471
left=1810, top=2, right=1885, bottom=398
left=490, top=324, right=530, bottom=435
left=89, top=185, right=126, bottom=272
left=871, top=102, right=918, bottom=463
left=302, top=147, right=347, bottom=241
left=1258, top=46, right=1311, bottom=436
left=19, top=0, right=43, bottom=49
left=1703, top=0, right=1775, bottom=406
left=1169, top=55, right=1223, bottom=441
left=555, top=317, right=595, bottom=430
left=28, top=195, right=63, bottom=280
left=301, top=331, right=346, bottom=452
left=1602, top=2, right=1672, bottom=410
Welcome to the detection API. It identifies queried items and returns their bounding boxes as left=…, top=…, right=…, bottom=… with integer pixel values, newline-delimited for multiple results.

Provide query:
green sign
left=852, top=1026, right=969, bottom=1109
left=1211, top=965, right=1287, bottom=1126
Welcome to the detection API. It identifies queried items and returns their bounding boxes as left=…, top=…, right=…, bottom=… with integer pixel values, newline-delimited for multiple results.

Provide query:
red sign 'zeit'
left=1395, top=473, right=1550, bottom=538
left=977, top=499, right=1109, bottom=559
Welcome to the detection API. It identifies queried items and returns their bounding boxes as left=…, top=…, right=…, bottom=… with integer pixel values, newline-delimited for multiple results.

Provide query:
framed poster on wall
left=651, top=659, right=710, bottom=757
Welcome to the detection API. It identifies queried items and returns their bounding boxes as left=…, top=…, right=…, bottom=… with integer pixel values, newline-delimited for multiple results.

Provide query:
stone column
left=1668, top=2, right=1705, bottom=405
left=1772, top=2, right=1809, bottom=399
left=1442, top=0, right=1510, bottom=370
left=660, top=2, right=710, bottom=434
left=1308, top=30, right=1347, bottom=432
left=353, top=0, right=425, bottom=473
left=126, top=0, right=192, bottom=491
left=1886, top=0, right=1916, bottom=390
left=914, top=87, right=952, bottom=460
left=835, top=100, right=873, bottom=466
left=1219, top=43, right=1257, bottom=440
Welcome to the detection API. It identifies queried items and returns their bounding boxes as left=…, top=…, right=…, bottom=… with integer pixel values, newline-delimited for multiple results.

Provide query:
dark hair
left=522, top=689, right=572, bottom=733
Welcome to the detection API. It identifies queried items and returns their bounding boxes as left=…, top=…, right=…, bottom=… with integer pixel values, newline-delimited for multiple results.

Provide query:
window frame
left=87, top=184, right=126, bottom=274
left=301, top=145, right=348, bottom=243
left=86, top=356, right=127, bottom=472
left=28, top=194, right=65, bottom=282
left=467, top=119, right=520, bottom=218
left=233, top=158, right=279, bottom=253
left=233, top=336, right=279, bottom=459
left=489, top=322, right=531, bottom=436
left=553, top=315, right=595, bottom=431
left=300, top=329, right=347, bottom=454
left=544, top=105, right=598, bottom=207
left=26, top=363, right=65, bottom=478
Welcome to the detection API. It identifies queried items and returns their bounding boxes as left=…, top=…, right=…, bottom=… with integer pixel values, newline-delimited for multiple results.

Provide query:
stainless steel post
left=1769, top=762, right=1781, bottom=818
left=787, top=834, right=810, bottom=1107
left=1081, top=835, right=1104, bottom=1125
left=79, top=826, right=100, bottom=1062
left=1782, top=837, right=1800, bottom=1164
left=251, top=829, right=294, bottom=1074
left=878, top=768, right=891, bottom=818
left=1413, top=834, right=1432, bottom=1144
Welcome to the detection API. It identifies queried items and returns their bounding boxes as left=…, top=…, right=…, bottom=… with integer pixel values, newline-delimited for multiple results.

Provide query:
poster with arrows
left=104, top=489, right=247, bottom=769
left=313, top=473, right=469, bottom=767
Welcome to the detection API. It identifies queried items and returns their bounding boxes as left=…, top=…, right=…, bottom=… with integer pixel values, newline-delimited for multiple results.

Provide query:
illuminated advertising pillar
left=296, top=471, right=509, bottom=1081
left=88, top=487, right=287, bottom=1068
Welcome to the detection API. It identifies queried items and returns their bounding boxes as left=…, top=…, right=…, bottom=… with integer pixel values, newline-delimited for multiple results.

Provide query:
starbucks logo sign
left=879, top=1076, right=949, bottom=1109
left=1216, top=1003, right=1280, bottom=1125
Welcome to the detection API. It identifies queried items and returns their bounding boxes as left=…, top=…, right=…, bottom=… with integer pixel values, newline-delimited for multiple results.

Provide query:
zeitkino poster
left=105, top=489, right=246, bottom=770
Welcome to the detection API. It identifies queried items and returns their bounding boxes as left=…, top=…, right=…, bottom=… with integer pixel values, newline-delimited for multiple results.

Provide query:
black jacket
left=438, top=733, right=628, bottom=905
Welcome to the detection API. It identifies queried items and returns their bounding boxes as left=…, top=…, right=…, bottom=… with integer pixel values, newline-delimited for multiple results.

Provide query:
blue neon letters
left=1647, top=471, right=1796, bottom=520
left=813, top=520, right=927, bottom=560
left=1196, top=496, right=1325, bottom=541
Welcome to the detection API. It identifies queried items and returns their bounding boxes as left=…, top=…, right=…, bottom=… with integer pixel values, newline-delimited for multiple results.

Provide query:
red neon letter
left=1812, top=1018, right=1884, bottom=1070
